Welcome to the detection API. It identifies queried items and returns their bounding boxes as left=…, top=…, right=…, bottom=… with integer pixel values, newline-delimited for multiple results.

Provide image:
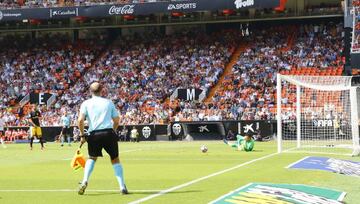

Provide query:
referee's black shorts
left=87, top=129, right=119, bottom=160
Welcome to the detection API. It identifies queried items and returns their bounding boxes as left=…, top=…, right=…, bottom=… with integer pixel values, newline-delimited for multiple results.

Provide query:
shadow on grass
left=250, top=149, right=264, bottom=152
left=84, top=190, right=201, bottom=196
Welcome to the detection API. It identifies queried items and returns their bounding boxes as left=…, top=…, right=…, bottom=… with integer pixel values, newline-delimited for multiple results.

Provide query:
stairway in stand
left=204, top=44, right=248, bottom=103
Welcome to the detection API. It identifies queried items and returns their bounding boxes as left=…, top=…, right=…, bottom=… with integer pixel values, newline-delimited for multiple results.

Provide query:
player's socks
left=112, top=163, right=126, bottom=190
left=82, top=159, right=95, bottom=184
left=67, top=136, right=71, bottom=146
left=39, top=138, right=44, bottom=149
left=1, top=138, right=6, bottom=148
left=30, top=137, right=34, bottom=149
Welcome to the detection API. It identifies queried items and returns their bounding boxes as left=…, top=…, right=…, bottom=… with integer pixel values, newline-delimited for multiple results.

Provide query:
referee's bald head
left=90, top=82, right=102, bottom=96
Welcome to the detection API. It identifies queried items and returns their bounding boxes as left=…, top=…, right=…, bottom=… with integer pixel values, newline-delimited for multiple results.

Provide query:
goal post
left=277, top=74, right=360, bottom=156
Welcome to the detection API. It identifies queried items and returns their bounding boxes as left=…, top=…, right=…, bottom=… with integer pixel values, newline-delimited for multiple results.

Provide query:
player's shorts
left=30, top=126, right=42, bottom=138
left=87, top=129, right=119, bottom=160
left=61, top=127, right=71, bottom=136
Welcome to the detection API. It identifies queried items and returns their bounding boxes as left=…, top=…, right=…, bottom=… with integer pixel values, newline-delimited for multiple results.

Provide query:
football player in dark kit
left=28, top=105, right=44, bottom=150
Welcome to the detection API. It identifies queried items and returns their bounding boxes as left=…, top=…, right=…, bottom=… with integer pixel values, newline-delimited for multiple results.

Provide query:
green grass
left=0, top=141, right=359, bottom=204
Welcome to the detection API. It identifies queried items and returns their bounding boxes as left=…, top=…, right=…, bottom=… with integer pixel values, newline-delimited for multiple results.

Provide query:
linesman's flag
left=71, top=149, right=86, bottom=171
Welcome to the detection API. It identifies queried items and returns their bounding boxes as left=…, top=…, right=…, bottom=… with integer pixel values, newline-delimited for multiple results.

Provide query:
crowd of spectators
left=0, top=0, right=171, bottom=9
left=175, top=22, right=344, bottom=122
left=352, top=1, right=360, bottom=53
left=60, top=30, right=238, bottom=125
left=2, top=128, right=28, bottom=141
left=0, top=32, right=105, bottom=126
left=0, top=22, right=344, bottom=127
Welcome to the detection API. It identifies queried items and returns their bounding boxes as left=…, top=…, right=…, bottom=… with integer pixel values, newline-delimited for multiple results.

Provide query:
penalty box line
left=128, top=152, right=280, bottom=204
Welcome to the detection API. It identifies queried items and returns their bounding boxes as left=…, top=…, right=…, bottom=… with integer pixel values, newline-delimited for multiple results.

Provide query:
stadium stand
left=352, top=1, right=360, bottom=53
left=0, top=32, right=106, bottom=126
left=63, top=30, right=239, bottom=125
left=177, top=22, right=344, bottom=122
left=0, top=22, right=344, bottom=126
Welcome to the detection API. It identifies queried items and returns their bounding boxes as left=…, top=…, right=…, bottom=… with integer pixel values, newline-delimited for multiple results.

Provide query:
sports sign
left=288, top=156, right=360, bottom=177
left=210, top=183, right=346, bottom=204
left=0, top=0, right=280, bottom=21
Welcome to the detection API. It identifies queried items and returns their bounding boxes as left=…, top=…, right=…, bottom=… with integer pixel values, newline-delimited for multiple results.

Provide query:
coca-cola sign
left=108, top=5, right=135, bottom=15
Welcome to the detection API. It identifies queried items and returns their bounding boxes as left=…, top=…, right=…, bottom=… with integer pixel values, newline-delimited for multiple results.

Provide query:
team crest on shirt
left=142, top=126, right=151, bottom=138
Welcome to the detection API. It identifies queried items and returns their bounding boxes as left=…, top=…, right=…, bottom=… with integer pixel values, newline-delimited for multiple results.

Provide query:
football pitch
left=0, top=141, right=359, bottom=204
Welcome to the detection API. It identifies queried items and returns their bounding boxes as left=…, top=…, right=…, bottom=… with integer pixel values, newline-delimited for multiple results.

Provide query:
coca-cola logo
left=109, top=5, right=135, bottom=15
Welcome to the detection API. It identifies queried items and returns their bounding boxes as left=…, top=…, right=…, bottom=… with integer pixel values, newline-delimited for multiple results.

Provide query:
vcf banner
left=0, top=0, right=280, bottom=21
left=118, top=125, right=156, bottom=141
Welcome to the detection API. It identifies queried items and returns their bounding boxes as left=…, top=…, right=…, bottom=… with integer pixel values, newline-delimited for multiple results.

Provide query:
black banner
left=282, top=120, right=351, bottom=140
left=118, top=125, right=157, bottom=141
left=171, top=120, right=273, bottom=140
left=0, top=0, right=279, bottom=21
left=177, top=88, right=204, bottom=101
left=223, top=120, right=272, bottom=137
left=30, top=92, right=55, bottom=105
left=4, top=120, right=275, bottom=142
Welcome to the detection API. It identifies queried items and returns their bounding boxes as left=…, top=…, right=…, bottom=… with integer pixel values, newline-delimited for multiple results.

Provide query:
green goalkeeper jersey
left=236, top=135, right=255, bottom=152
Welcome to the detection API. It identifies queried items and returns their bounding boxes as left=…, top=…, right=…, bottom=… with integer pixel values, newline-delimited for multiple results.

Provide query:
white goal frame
left=277, top=74, right=360, bottom=155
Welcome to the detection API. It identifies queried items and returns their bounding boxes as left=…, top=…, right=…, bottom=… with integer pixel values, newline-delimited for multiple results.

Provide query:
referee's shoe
left=78, top=182, right=128, bottom=195
left=122, top=185, right=129, bottom=195
left=78, top=182, right=87, bottom=195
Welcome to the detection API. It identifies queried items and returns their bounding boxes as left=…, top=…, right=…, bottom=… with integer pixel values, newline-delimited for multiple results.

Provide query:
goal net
left=277, top=74, right=360, bottom=156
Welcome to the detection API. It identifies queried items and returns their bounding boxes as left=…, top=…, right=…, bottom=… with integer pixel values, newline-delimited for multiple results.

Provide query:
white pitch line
left=0, top=189, right=161, bottom=192
left=128, top=152, right=279, bottom=204
left=285, top=156, right=310, bottom=169
left=283, top=151, right=352, bottom=156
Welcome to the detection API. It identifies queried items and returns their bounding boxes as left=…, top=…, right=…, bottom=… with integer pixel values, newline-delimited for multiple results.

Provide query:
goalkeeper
left=223, top=134, right=254, bottom=152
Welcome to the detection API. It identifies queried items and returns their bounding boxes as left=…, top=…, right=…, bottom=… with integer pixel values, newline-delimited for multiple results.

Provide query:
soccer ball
left=200, top=145, right=208, bottom=153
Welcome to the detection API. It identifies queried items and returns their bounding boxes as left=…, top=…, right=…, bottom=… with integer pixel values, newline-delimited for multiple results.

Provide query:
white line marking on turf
left=338, top=192, right=347, bottom=201
left=61, top=149, right=142, bottom=161
left=285, top=156, right=310, bottom=169
left=208, top=183, right=253, bottom=204
left=0, top=189, right=161, bottom=192
left=283, top=151, right=351, bottom=156
left=128, top=152, right=279, bottom=204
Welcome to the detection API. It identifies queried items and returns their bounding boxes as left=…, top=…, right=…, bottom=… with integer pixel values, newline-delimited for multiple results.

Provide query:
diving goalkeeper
left=223, top=134, right=254, bottom=152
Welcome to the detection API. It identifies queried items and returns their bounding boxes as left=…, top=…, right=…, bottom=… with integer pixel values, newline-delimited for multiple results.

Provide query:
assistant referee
left=77, top=82, right=128, bottom=195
